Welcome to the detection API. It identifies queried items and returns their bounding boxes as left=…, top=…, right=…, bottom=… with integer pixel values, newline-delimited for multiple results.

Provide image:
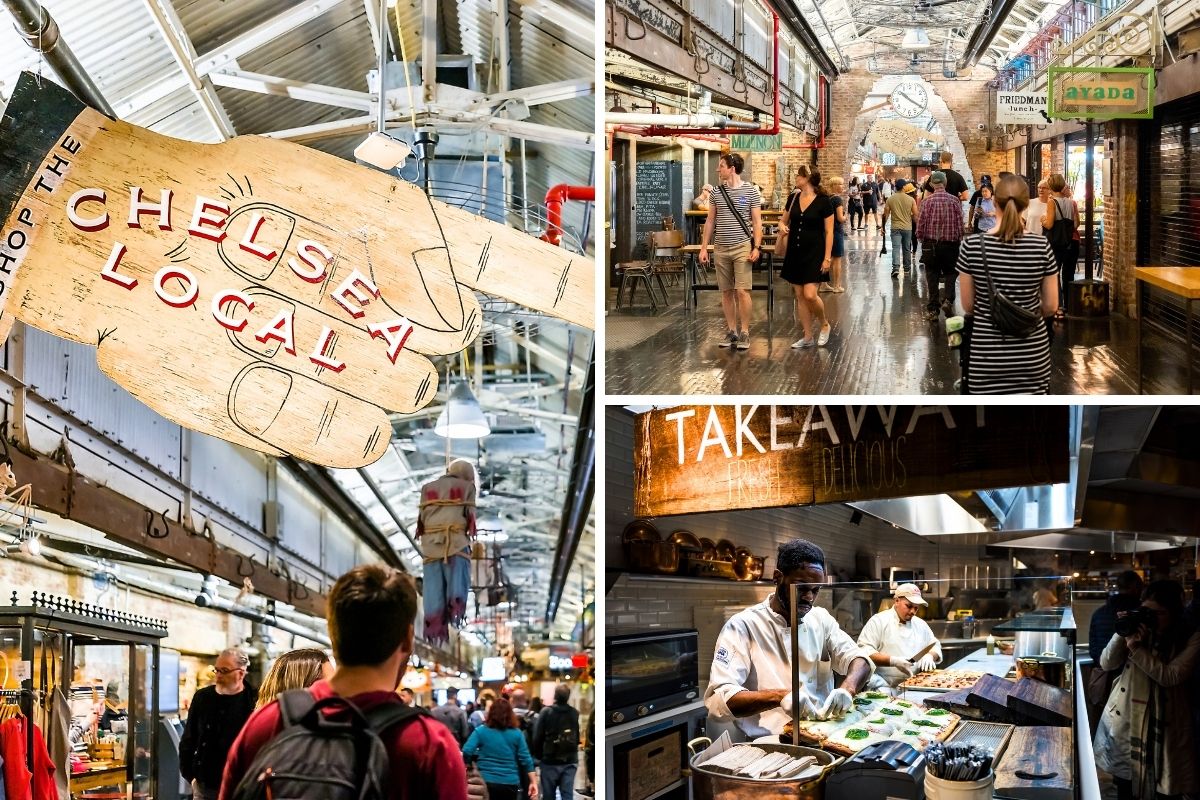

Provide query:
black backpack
left=229, top=690, right=428, bottom=800
left=1046, top=198, right=1074, bottom=251
left=539, top=705, right=579, bottom=764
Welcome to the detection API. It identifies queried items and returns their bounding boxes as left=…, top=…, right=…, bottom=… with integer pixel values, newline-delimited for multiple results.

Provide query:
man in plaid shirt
left=915, top=171, right=965, bottom=321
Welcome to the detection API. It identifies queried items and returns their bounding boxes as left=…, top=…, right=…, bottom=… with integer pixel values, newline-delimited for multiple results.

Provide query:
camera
left=1114, top=606, right=1157, bottom=637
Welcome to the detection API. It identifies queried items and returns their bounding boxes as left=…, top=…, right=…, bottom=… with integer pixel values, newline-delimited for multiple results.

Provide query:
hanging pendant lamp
left=900, top=27, right=932, bottom=50
left=434, top=382, right=491, bottom=439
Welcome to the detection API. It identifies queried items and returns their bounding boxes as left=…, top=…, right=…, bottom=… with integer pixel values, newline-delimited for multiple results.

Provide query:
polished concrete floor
left=606, top=227, right=1184, bottom=396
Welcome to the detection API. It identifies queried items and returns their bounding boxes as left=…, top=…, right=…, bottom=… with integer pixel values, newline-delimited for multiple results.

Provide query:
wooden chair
left=615, top=261, right=661, bottom=313
left=648, top=229, right=686, bottom=291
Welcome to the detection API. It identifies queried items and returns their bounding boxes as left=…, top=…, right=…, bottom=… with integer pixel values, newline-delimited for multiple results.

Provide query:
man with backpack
left=533, top=684, right=580, bottom=800
left=218, top=564, right=469, bottom=800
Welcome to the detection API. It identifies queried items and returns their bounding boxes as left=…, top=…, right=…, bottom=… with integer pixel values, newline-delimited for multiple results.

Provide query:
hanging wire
left=391, top=3, right=419, bottom=134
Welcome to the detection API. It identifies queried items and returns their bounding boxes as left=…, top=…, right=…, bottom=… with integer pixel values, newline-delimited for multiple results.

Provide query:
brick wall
left=605, top=407, right=994, bottom=684
left=1104, top=120, right=1140, bottom=316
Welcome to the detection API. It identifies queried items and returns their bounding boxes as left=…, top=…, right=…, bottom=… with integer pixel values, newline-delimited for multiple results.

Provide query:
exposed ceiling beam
left=193, top=0, right=346, bottom=77
left=469, top=78, right=595, bottom=111
left=141, top=0, right=236, bottom=140
left=362, top=0, right=383, bottom=59
left=209, top=69, right=373, bottom=111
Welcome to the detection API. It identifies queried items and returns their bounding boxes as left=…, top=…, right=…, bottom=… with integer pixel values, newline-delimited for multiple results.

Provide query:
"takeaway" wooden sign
left=0, top=72, right=593, bottom=469
left=634, top=405, right=1069, bottom=517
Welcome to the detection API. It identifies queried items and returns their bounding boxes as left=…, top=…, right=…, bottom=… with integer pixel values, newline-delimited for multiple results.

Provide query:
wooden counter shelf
left=1134, top=266, right=1200, bottom=393
left=70, top=764, right=128, bottom=792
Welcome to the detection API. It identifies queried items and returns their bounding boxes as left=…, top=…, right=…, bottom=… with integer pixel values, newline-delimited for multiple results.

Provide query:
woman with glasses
left=704, top=539, right=875, bottom=739
left=1094, top=580, right=1200, bottom=800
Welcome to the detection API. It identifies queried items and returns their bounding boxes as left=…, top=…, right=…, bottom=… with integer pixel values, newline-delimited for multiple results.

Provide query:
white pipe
left=44, top=548, right=332, bottom=645
left=603, top=112, right=761, bottom=129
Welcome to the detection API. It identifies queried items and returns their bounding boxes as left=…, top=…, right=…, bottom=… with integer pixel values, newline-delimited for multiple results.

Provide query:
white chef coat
left=857, top=607, right=942, bottom=687
left=704, top=596, right=876, bottom=738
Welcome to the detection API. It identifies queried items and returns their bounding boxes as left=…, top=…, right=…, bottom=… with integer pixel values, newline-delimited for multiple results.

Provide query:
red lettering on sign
left=254, top=308, right=297, bottom=355
left=128, top=187, right=173, bottom=230
left=211, top=290, right=255, bottom=332
left=187, top=197, right=230, bottom=242
left=288, top=239, right=332, bottom=283
left=153, top=266, right=199, bottom=308
left=309, top=326, right=346, bottom=372
left=67, top=188, right=109, bottom=232
left=332, top=270, right=380, bottom=319
left=368, top=318, right=415, bottom=363
left=100, top=242, right=136, bottom=289
left=238, top=212, right=278, bottom=261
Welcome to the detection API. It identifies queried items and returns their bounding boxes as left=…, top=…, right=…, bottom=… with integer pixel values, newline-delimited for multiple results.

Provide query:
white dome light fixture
left=901, top=27, right=932, bottom=50
left=434, top=382, right=491, bottom=439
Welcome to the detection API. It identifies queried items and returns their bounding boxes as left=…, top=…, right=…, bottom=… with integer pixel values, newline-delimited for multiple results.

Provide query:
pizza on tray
left=782, top=699, right=959, bottom=756
left=898, top=670, right=985, bottom=691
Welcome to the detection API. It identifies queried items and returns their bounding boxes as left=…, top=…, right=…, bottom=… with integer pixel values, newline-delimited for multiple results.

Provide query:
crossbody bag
left=977, top=234, right=1043, bottom=338
left=716, top=183, right=760, bottom=264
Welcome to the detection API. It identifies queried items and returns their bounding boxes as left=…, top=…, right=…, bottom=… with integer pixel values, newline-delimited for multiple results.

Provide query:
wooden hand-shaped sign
left=0, top=73, right=593, bottom=469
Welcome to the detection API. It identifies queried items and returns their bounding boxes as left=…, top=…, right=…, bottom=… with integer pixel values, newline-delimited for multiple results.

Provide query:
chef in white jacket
left=858, top=583, right=942, bottom=688
left=705, top=539, right=875, bottom=739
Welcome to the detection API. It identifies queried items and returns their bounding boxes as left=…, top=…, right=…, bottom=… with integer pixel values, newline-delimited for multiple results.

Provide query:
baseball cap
left=894, top=583, right=928, bottom=605
left=894, top=178, right=907, bottom=190
left=902, top=182, right=917, bottom=194
left=981, top=174, right=993, bottom=185
left=929, top=171, right=946, bottom=185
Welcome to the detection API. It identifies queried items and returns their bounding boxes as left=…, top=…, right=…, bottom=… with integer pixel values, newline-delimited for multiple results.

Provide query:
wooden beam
left=7, top=446, right=327, bottom=617
left=209, top=69, right=373, bottom=111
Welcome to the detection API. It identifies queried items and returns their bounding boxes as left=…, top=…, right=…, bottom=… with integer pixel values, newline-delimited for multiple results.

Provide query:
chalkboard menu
left=634, top=160, right=683, bottom=254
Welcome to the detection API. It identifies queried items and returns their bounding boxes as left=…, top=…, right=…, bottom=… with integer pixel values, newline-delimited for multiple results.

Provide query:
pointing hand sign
left=0, top=72, right=593, bottom=468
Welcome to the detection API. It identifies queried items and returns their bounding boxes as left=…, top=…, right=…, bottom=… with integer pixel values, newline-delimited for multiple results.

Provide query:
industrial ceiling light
left=434, top=383, right=492, bottom=439
left=355, top=0, right=413, bottom=170
left=901, top=27, right=933, bottom=50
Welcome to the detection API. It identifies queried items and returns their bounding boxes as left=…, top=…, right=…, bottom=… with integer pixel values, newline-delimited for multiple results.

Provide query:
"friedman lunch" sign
left=633, top=405, right=1069, bottom=517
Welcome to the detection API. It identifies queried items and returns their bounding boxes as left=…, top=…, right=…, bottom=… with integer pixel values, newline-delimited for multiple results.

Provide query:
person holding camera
left=1094, top=580, right=1200, bottom=800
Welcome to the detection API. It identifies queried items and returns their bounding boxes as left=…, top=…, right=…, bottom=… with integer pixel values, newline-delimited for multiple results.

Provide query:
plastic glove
left=817, top=688, right=854, bottom=720
left=915, top=655, right=938, bottom=673
left=888, top=656, right=917, bottom=678
left=781, top=688, right=820, bottom=720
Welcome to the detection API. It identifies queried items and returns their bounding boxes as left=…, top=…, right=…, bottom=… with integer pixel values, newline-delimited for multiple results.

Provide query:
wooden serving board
left=995, top=726, right=1072, bottom=800
left=1007, top=678, right=1073, bottom=727
left=966, top=673, right=1018, bottom=719
left=924, top=685, right=986, bottom=719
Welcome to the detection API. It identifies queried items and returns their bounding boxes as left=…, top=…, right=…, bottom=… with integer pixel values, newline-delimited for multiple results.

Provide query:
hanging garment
left=45, top=691, right=68, bottom=800
left=417, top=467, right=477, bottom=644
left=0, top=716, right=55, bottom=800
left=423, top=557, right=472, bottom=643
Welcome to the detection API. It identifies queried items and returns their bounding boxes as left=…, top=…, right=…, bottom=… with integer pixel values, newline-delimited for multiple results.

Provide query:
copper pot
left=698, top=538, right=718, bottom=560
left=623, top=519, right=661, bottom=545
left=626, top=541, right=680, bottom=574
left=735, top=552, right=767, bottom=581
left=688, top=738, right=841, bottom=800
left=716, top=538, right=737, bottom=562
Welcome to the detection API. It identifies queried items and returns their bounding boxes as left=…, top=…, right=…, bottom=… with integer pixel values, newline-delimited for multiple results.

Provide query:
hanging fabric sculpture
left=417, top=460, right=477, bottom=644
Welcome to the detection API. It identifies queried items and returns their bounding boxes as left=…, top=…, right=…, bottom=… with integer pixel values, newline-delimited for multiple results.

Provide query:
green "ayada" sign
left=1047, top=66, right=1155, bottom=120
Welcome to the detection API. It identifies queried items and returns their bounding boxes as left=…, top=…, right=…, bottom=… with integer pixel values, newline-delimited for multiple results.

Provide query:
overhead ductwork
left=3, top=0, right=115, bottom=116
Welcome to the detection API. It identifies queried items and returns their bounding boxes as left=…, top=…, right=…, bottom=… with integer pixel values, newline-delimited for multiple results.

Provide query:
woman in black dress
left=779, top=165, right=835, bottom=348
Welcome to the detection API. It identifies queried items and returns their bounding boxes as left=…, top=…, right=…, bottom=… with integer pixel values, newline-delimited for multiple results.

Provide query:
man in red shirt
left=219, top=565, right=469, bottom=800
left=916, top=171, right=966, bottom=321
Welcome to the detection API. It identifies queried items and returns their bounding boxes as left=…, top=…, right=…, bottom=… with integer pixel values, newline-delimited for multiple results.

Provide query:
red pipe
left=541, top=184, right=595, bottom=246
left=643, top=9, right=781, bottom=137
left=781, top=74, right=827, bottom=149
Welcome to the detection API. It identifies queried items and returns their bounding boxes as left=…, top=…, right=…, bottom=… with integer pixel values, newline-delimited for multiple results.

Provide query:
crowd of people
left=175, top=564, right=591, bottom=800
left=695, top=149, right=1087, bottom=394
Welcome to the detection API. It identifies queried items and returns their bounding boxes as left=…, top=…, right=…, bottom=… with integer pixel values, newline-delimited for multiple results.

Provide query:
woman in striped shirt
left=956, top=174, right=1059, bottom=394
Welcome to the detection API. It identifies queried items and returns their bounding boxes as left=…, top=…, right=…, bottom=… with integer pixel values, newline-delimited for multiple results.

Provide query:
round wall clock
left=890, top=82, right=929, bottom=118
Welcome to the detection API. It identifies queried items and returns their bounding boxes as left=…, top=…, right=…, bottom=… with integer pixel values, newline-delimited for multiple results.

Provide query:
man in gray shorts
left=699, top=153, right=762, bottom=349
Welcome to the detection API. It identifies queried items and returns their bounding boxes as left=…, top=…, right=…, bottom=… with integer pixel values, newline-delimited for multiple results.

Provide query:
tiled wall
left=605, top=407, right=993, bottom=683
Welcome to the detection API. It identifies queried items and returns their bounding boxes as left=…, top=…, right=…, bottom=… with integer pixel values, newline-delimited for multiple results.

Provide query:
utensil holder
left=925, top=770, right=994, bottom=800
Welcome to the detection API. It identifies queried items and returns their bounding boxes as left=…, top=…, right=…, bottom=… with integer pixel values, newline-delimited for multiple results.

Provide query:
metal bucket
left=687, top=737, right=842, bottom=800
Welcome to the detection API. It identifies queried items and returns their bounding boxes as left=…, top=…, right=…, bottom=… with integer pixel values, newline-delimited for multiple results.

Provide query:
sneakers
left=924, top=308, right=940, bottom=321
left=819, top=283, right=834, bottom=293
left=791, top=337, right=815, bottom=349
left=941, top=299, right=955, bottom=317
left=817, top=325, right=832, bottom=346
left=736, top=330, right=750, bottom=350
left=891, top=269, right=900, bottom=279
left=718, top=330, right=738, bottom=348
left=831, top=285, right=846, bottom=293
